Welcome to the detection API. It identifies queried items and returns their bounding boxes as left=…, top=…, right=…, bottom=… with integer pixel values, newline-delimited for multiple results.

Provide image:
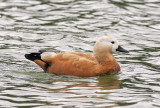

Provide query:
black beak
left=116, top=45, right=129, bottom=53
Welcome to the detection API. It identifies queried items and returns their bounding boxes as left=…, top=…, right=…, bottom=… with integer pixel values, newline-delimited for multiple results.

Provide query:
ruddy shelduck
left=25, top=36, right=129, bottom=77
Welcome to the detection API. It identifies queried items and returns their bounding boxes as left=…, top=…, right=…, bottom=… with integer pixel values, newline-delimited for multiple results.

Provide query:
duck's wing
left=47, top=52, right=98, bottom=76
left=69, top=52, right=96, bottom=61
left=25, top=51, right=98, bottom=76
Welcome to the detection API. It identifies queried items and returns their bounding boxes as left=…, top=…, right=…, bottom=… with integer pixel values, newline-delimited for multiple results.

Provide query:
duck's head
left=94, top=36, right=129, bottom=55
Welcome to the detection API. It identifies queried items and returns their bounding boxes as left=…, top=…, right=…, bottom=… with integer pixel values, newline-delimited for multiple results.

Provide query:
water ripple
left=0, top=0, right=160, bottom=107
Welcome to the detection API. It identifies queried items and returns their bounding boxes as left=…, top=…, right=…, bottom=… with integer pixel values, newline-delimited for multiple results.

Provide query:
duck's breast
left=97, top=60, right=120, bottom=75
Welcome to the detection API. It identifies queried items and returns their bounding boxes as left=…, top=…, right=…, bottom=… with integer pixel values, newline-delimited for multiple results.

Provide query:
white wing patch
left=41, top=52, right=57, bottom=60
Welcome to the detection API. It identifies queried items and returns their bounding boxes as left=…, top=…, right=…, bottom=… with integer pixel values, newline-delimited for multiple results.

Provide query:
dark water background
left=0, top=0, right=160, bottom=107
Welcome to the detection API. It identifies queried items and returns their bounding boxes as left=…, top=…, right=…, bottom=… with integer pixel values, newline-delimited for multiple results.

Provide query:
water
left=0, top=0, right=160, bottom=107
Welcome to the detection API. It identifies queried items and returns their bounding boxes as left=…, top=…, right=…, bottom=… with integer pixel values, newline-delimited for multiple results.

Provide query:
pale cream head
left=94, top=36, right=119, bottom=54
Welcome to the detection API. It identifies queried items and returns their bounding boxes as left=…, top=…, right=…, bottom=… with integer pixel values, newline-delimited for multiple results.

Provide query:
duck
left=25, top=36, right=129, bottom=77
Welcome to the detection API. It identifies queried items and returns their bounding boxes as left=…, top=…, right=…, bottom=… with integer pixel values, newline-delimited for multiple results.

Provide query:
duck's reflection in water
left=97, top=74, right=121, bottom=90
left=33, top=74, right=121, bottom=107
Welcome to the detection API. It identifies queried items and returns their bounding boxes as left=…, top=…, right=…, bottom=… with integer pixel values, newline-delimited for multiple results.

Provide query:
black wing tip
left=39, top=50, right=46, bottom=53
left=25, top=49, right=62, bottom=61
left=39, top=49, right=62, bottom=54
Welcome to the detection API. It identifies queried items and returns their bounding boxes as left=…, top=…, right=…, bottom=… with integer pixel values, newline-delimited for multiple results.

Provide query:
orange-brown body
left=34, top=52, right=120, bottom=77
left=25, top=36, right=128, bottom=77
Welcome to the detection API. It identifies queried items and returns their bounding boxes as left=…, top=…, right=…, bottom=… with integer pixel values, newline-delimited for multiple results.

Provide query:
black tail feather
left=25, top=53, right=41, bottom=61
left=25, top=52, right=51, bottom=71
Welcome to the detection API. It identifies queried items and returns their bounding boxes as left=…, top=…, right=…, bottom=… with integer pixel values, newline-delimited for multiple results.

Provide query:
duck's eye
left=111, top=41, right=115, bottom=44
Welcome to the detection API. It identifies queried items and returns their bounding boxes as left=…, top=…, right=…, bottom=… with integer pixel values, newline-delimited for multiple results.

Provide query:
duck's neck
left=94, top=52, right=115, bottom=63
left=94, top=52, right=120, bottom=74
